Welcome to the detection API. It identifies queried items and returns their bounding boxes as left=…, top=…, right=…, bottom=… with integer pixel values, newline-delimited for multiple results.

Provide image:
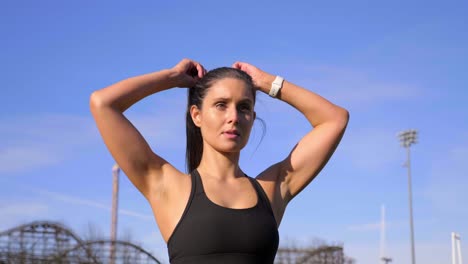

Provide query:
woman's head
left=186, top=67, right=257, bottom=172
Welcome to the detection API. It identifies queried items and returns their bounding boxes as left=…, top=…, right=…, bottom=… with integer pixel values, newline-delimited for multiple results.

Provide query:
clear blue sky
left=1, top=1, right=467, bottom=263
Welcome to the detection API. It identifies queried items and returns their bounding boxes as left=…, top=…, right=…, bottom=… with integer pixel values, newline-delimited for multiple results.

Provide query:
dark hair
left=185, top=67, right=257, bottom=172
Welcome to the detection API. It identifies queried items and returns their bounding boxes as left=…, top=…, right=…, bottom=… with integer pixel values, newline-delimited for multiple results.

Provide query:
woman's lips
left=224, top=131, right=240, bottom=139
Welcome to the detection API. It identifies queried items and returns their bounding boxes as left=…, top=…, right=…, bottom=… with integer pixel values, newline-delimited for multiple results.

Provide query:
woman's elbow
left=89, top=91, right=102, bottom=111
left=89, top=90, right=113, bottom=111
left=335, top=106, right=350, bottom=129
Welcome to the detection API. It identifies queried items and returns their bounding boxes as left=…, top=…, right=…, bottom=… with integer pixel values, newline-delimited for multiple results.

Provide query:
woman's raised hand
left=171, top=58, right=207, bottom=88
left=232, top=61, right=275, bottom=93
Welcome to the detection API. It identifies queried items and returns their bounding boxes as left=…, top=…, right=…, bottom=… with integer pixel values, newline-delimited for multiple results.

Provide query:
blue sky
left=1, top=1, right=467, bottom=263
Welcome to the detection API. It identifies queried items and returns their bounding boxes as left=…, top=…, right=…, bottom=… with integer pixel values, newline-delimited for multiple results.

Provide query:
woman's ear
left=190, top=105, right=202, bottom=127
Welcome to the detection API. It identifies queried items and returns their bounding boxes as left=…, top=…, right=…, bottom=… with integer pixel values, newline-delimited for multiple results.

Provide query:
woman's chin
left=216, top=144, right=246, bottom=154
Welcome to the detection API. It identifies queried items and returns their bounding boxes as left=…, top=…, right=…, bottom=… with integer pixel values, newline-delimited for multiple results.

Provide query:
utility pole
left=380, top=204, right=392, bottom=264
left=110, top=164, right=120, bottom=264
left=452, top=232, right=463, bottom=264
left=398, top=129, right=418, bottom=264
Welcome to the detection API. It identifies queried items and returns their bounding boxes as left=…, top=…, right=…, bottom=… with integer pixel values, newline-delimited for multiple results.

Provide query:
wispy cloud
left=423, top=143, right=468, bottom=216
left=0, top=202, right=49, bottom=217
left=346, top=222, right=381, bottom=232
left=346, top=220, right=406, bottom=232
left=338, top=128, right=402, bottom=171
left=270, top=63, right=422, bottom=109
left=0, top=146, right=60, bottom=173
left=0, top=114, right=97, bottom=174
left=128, top=112, right=185, bottom=150
left=0, top=109, right=186, bottom=175
left=0, top=201, right=49, bottom=230
left=29, top=187, right=153, bottom=221
left=311, top=66, right=421, bottom=104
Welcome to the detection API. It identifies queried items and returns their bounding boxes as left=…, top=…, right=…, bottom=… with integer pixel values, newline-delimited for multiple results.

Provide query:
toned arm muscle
left=273, top=79, right=349, bottom=203
left=90, top=60, right=206, bottom=199
left=234, top=62, right=349, bottom=224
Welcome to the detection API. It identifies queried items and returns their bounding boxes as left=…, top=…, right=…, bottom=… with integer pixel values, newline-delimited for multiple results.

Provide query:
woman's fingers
left=171, top=58, right=205, bottom=88
left=183, top=59, right=206, bottom=79
left=196, top=63, right=205, bottom=79
left=232, top=61, right=246, bottom=71
left=232, top=61, right=257, bottom=75
left=232, top=61, right=273, bottom=91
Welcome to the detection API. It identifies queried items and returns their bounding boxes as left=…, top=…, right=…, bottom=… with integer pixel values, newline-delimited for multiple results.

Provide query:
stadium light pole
left=398, top=129, right=418, bottom=264
left=110, top=163, right=120, bottom=264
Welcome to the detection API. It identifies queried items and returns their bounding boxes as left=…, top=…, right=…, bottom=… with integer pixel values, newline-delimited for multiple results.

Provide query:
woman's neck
left=197, top=146, right=243, bottom=181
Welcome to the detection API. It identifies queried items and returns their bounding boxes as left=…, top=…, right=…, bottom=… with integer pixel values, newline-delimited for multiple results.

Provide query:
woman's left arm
left=234, top=62, right=349, bottom=205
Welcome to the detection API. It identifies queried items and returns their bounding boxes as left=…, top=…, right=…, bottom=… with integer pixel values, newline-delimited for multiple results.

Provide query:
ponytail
left=186, top=87, right=203, bottom=172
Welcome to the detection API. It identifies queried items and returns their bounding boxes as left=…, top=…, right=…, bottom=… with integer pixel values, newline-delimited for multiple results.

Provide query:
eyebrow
left=212, top=97, right=253, bottom=104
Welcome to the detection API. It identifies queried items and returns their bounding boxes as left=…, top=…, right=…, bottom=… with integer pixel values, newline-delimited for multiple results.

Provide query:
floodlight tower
left=398, top=129, right=418, bottom=264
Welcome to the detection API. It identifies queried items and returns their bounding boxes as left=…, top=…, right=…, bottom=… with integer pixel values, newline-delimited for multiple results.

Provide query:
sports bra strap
left=248, top=177, right=276, bottom=219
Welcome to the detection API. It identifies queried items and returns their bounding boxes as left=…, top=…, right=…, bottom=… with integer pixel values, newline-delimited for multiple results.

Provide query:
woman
left=90, top=58, right=349, bottom=263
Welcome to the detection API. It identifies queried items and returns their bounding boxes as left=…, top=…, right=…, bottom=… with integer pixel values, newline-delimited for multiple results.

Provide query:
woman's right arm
left=89, top=59, right=205, bottom=199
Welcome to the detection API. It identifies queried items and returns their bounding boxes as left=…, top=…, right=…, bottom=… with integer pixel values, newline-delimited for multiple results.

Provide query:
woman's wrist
left=157, top=68, right=182, bottom=89
left=258, top=73, right=276, bottom=94
left=122, top=68, right=181, bottom=96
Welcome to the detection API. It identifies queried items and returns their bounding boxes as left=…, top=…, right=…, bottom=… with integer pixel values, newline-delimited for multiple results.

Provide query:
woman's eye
left=215, top=103, right=226, bottom=109
left=239, top=104, right=252, bottom=112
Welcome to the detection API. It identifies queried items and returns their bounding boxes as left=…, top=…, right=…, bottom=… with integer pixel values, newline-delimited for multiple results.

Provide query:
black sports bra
left=167, top=170, right=279, bottom=263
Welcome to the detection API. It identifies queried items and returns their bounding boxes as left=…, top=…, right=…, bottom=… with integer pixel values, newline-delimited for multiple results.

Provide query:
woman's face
left=191, top=77, right=256, bottom=153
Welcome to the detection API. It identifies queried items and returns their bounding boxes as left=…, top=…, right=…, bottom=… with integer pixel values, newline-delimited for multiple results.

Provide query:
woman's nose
left=227, top=107, right=239, bottom=124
